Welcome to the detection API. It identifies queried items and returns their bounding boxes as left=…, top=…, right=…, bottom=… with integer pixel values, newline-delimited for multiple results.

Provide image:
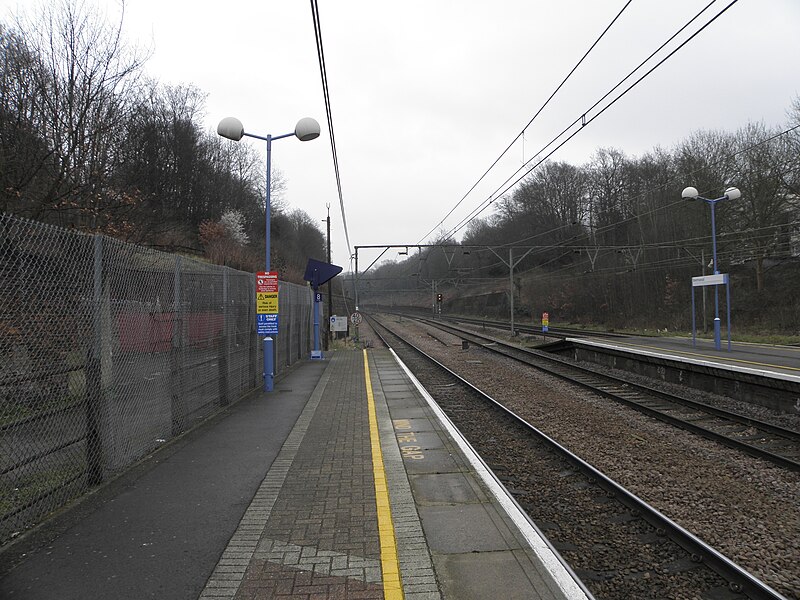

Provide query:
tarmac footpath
left=201, top=348, right=588, bottom=600
left=0, top=358, right=330, bottom=600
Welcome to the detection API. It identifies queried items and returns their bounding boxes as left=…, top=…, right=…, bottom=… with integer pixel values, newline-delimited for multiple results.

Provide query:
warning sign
left=257, top=293, right=278, bottom=313
left=256, top=272, right=278, bottom=293
left=256, top=272, right=279, bottom=335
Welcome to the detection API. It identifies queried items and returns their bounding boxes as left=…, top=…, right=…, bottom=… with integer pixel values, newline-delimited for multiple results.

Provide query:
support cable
left=442, top=0, right=737, bottom=240
left=416, top=0, right=636, bottom=245
left=310, top=0, right=353, bottom=258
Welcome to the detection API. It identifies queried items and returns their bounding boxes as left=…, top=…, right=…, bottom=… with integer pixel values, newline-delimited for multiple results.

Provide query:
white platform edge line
left=570, top=338, right=800, bottom=383
left=388, top=348, right=592, bottom=600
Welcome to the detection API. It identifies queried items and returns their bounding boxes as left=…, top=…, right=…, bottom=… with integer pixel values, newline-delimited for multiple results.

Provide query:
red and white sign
left=256, top=272, right=279, bottom=293
left=256, top=271, right=280, bottom=319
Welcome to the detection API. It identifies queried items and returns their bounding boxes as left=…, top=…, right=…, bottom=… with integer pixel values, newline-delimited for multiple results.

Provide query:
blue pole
left=224, top=127, right=300, bottom=393
left=266, top=135, right=273, bottom=272
left=691, top=287, right=696, bottom=348
left=311, top=290, right=322, bottom=359
left=263, top=135, right=274, bottom=391
left=710, top=200, right=721, bottom=351
left=726, top=281, right=732, bottom=352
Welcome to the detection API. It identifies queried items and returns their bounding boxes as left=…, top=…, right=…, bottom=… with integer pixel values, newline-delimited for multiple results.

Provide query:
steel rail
left=422, top=317, right=800, bottom=472
left=369, top=314, right=788, bottom=600
left=444, top=314, right=628, bottom=339
left=385, top=309, right=629, bottom=340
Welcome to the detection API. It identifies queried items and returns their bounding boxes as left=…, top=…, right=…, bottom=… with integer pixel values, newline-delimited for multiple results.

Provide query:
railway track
left=415, top=316, right=800, bottom=473
left=369, top=314, right=788, bottom=600
left=390, top=310, right=629, bottom=340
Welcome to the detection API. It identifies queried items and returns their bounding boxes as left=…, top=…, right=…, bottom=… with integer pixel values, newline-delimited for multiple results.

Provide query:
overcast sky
left=2, top=0, right=799, bottom=270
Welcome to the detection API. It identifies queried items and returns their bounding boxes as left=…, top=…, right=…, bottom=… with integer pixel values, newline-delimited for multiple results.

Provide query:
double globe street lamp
left=681, top=186, right=741, bottom=351
left=218, top=116, right=321, bottom=391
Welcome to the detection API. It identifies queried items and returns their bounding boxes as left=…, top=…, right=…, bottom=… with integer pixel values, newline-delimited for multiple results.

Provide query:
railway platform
left=551, top=334, right=800, bottom=414
left=559, top=333, right=800, bottom=381
left=0, top=347, right=589, bottom=600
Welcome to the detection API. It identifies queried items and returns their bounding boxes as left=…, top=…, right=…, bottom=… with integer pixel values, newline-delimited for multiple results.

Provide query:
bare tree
left=729, top=122, right=796, bottom=291
left=782, top=96, right=800, bottom=198
left=10, top=0, right=148, bottom=229
left=0, top=25, right=53, bottom=213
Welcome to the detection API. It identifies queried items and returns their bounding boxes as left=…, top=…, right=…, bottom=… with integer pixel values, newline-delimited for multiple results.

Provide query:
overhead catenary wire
left=310, top=0, right=353, bottom=259
left=355, top=224, right=800, bottom=291
left=415, top=0, right=636, bottom=245
left=378, top=143, right=799, bottom=291
left=381, top=132, right=798, bottom=288
left=441, top=0, right=738, bottom=241
left=474, top=222, right=800, bottom=288
left=491, top=124, right=800, bottom=264
left=365, top=0, right=789, bottom=284
left=357, top=235, right=798, bottom=287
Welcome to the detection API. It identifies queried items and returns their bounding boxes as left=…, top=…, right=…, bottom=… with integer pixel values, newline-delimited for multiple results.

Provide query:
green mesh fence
left=0, top=213, right=313, bottom=543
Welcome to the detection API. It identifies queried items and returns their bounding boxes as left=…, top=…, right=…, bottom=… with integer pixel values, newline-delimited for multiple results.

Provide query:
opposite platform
left=201, top=349, right=588, bottom=600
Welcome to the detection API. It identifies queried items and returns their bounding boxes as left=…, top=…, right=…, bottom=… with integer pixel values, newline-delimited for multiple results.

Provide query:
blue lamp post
left=682, top=186, right=741, bottom=351
left=218, top=116, right=320, bottom=391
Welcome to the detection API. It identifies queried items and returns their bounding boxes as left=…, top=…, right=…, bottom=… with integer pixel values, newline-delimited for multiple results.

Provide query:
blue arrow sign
left=303, top=258, right=343, bottom=289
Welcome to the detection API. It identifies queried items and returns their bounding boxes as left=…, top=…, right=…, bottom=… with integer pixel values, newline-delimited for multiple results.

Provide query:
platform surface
left=566, top=333, right=800, bottom=382
left=0, top=348, right=587, bottom=599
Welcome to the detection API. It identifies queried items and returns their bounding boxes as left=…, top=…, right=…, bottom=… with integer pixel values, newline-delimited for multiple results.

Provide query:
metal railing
left=0, top=214, right=313, bottom=543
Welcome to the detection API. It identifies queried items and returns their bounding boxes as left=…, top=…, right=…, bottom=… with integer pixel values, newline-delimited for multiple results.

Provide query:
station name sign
left=691, top=273, right=729, bottom=287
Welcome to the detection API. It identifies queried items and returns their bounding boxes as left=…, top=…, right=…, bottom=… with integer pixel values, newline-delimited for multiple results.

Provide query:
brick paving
left=2, top=340, right=581, bottom=600
left=201, top=350, right=388, bottom=599
left=200, top=345, right=577, bottom=599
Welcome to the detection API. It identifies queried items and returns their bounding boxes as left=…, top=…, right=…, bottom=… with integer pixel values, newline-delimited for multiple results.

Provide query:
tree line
left=0, top=0, right=325, bottom=281
left=364, top=105, right=800, bottom=333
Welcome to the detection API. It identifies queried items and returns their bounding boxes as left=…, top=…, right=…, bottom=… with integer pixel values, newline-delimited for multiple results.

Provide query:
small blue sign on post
left=257, top=313, right=279, bottom=336
left=304, top=258, right=343, bottom=360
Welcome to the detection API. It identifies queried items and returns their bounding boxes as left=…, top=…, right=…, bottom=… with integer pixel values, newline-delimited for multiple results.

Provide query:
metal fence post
left=219, top=268, right=230, bottom=406
left=249, top=275, right=258, bottom=388
left=86, top=234, right=105, bottom=485
left=170, top=256, right=185, bottom=435
left=0, top=215, right=321, bottom=543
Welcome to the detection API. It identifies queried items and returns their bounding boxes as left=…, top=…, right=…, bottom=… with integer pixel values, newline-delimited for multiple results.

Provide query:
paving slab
left=409, top=473, right=486, bottom=505
left=370, top=349, right=588, bottom=600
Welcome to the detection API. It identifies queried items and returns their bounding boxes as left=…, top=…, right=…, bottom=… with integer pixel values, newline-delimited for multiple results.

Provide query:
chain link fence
left=0, top=213, right=313, bottom=544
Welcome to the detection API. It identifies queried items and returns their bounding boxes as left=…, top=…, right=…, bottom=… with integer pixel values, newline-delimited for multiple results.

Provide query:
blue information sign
left=257, top=313, right=279, bottom=336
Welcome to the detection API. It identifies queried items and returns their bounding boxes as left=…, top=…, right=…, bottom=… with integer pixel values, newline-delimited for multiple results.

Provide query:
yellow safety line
left=363, top=349, right=404, bottom=600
